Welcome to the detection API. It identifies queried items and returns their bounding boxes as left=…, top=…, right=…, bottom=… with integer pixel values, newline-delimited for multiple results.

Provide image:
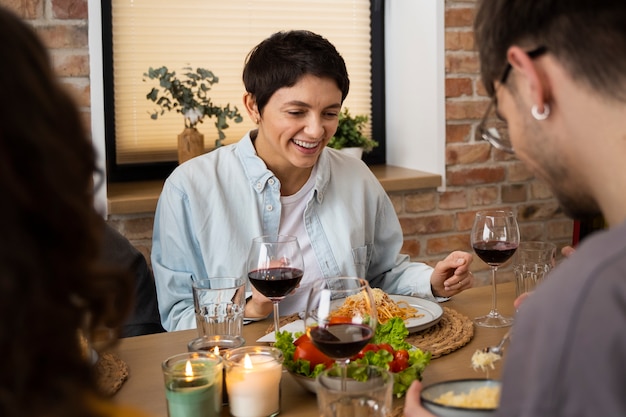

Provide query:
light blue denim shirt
left=152, top=131, right=435, bottom=331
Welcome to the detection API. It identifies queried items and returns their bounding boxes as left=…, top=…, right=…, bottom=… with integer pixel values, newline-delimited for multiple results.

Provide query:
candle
left=224, top=346, right=284, bottom=417
left=188, top=335, right=245, bottom=405
left=162, top=352, right=223, bottom=417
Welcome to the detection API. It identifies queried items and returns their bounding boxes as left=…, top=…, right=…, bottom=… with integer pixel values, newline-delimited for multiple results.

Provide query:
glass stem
left=339, top=359, right=349, bottom=392
left=272, top=301, right=281, bottom=337
left=490, top=266, right=499, bottom=315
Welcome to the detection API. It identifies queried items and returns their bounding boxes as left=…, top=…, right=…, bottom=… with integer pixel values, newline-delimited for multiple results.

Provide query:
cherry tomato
left=293, top=338, right=334, bottom=369
left=389, top=349, right=410, bottom=372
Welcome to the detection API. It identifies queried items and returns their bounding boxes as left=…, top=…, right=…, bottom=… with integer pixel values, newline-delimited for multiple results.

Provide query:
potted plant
left=327, top=108, right=378, bottom=159
left=144, top=66, right=243, bottom=163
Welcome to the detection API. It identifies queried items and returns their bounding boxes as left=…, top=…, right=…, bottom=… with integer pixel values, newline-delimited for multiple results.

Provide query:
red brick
left=36, top=23, right=88, bottom=49
left=388, top=193, right=404, bottom=215
left=400, top=239, right=421, bottom=258
left=518, top=202, right=563, bottom=222
left=61, top=79, right=90, bottom=107
left=51, top=0, right=88, bottom=19
left=445, top=77, right=473, bottom=98
left=501, top=183, right=527, bottom=203
left=445, top=53, right=480, bottom=74
left=470, top=186, right=499, bottom=206
left=446, top=142, right=491, bottom=165
left=445, top=100, right=488, bottom=121
left=426, top=234, right=471, bottom=255
left=51, top=51, right=90, bottom=77
left=405, top=193, right=436, bottom=213
left=447, top=166, right=506, bottom=186
left=547, top=219, right=574, bottom=240
left=445, top=30, right=475, bottom=51
left=508, top=161, right=535, bottom=182
left=1, top=0, right=42, bottom=18
left=439, top=190, right=467, bottom=210
left=446, top=123, right=472, bottom=143
left=399, top=214, right=455, bottom=235
left=518, top=223, right=546, bottom=241
left=530, top=179, right=555, bottom=200
left=445, top=6, right=475, bottom=27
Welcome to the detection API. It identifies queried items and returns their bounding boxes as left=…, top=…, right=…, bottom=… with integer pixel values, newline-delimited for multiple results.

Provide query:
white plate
left=257, top=320, right=306, bottom=342
left=256, top=295, right=442, bottom=342
left=389, top=295, right=443, bottom=333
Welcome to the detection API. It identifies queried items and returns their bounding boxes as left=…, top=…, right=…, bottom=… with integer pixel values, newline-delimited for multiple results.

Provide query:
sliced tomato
left=293, top=334, right=311, bottom=346
left=377, top=343, right=394, bottom=355
left=293, top=339, right=334, bottom=369
left=329, top=316, right=353, bottom=324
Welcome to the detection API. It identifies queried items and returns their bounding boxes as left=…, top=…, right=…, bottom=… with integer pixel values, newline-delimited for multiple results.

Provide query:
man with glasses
left=404, top=1, right=626, bottom=416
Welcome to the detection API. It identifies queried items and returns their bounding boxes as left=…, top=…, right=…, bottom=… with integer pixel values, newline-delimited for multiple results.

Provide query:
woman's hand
left=404, top=380, right=437, bottom=417
left=430, top=251, right=474, bottom=297
left=244, top=286, right=273, bottom=318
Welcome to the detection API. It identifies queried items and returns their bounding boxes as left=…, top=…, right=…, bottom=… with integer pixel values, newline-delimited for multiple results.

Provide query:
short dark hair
left=474, top=0, right=626, bottom=100
left=242, top=30, right=350, bottom=114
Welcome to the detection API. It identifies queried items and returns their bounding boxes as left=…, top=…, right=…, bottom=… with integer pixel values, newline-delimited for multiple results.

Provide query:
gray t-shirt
left=496, top=221, right=626, bottom=417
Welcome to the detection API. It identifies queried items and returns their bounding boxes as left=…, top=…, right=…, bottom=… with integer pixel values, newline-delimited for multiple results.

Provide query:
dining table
left=113, top=281, right=516, bottom=416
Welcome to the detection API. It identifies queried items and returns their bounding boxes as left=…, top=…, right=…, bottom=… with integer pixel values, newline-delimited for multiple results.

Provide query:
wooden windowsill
left=107, top=165, right=441, bottom=215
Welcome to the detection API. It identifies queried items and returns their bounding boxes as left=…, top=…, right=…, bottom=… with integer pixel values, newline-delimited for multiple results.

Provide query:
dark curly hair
left=0, top=6, right=132, bottom=417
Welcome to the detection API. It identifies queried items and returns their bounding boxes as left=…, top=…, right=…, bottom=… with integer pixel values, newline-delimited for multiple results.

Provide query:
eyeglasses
left=477, top=46, right=548, bottom=153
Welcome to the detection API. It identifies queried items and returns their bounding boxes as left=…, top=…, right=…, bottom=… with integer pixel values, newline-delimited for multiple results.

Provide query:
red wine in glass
left=305, top=277, right=377, bottom=391
left=248, top=267, right=303, bottom=300
left=246, top=235, right=304, bottom=337
left=308, top=323, right=373, bottom=359
left=471, top=211, right=520, bottom=328
left=473, top=241, right=518, bottom=266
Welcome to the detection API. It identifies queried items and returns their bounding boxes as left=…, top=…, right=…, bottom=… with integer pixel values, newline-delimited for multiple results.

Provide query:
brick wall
left=6, top=0, right=573, bottom=286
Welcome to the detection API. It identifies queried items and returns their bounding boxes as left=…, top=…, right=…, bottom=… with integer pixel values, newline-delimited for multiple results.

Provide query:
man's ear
left=506, top=46, right=551, bottom=113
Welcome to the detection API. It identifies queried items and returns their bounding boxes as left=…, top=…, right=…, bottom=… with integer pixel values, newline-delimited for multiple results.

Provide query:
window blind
left=111, top=0, right=372, bottom=164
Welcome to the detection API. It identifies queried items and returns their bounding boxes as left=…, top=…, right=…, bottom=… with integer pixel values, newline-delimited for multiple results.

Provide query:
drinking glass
left=304, top=277, right=377, bottom=390
left=471, top=210, right=520, bottom=328
left=246, top=235, right=304, bottom=337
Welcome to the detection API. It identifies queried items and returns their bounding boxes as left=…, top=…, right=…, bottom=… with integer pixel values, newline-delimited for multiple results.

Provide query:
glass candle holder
left=162, top=352, right=223, bottom=417
left=224, top=346, right=284, bottom=417
left=188, top=335, right=245, bottom=405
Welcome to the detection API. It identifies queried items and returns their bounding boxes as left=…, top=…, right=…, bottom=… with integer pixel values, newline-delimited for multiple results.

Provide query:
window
left=102, top=0, right=385, bottom=182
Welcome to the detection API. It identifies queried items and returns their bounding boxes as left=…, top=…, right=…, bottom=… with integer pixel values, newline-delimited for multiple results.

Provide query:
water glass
left=316, top=365, right=393, bottom=417
left=192, top=277, right=246, bottom=338
left=513, top=241, right=557, bottom=298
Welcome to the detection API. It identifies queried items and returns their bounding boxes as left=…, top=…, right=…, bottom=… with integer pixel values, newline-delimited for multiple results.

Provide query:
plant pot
left=178, top=127, right=204, bottom=164
left=338, top=147, right=364, bottom=159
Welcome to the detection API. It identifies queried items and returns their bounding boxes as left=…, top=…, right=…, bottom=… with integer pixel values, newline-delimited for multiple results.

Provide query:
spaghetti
left=331, top=288, right=424, bottom=323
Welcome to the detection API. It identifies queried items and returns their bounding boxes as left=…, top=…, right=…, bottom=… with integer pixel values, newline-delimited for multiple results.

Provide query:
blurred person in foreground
left=151, top=30, right=474, bottom=331
left=0, top=6, right=148, bottom=417
left=405, top=0, right=626, bottom=416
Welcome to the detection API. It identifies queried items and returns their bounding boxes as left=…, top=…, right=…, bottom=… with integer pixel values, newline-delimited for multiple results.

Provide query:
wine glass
left=471, top=210, right=520, bottom=328
left=304, top=277, right=378, bottom=390
left=246, top=235, right=304, bottom=337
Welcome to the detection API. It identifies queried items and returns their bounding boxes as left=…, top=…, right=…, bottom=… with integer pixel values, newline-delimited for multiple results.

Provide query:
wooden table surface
left=113, top=282, right=516, bottom=416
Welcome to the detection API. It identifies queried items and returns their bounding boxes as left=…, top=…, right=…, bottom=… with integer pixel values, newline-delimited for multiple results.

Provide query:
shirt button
left=255, top=182, right=262, bottom=190
left=266, top=205, right=273, bottom=211
left=268, top=178, right=275, bottom=185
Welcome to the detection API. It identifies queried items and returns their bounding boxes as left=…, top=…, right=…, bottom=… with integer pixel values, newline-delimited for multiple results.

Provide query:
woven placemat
left=94, top=352, right=129, bottom=397
left=406, top=306, right=474, bottom=359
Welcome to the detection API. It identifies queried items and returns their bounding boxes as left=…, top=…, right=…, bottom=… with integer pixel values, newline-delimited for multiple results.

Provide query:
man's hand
left=430, top=251, right=474, bottom=297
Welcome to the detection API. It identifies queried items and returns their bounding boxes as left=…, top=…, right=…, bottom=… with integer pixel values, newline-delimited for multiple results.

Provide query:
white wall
left=385, top=0, right=446, bottom=188
left=87, top=0, right=447, bottom=215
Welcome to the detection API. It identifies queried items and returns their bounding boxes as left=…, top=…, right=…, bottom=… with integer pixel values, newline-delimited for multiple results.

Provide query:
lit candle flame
left=185, top=360, right=194, bottom=382
left=213, top=346, right=220, bottom=355
left=243, top=353, right=253, bottom=369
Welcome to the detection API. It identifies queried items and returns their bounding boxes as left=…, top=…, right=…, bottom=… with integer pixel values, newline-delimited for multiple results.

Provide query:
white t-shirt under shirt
left=276, top=166, right=324, bottom=316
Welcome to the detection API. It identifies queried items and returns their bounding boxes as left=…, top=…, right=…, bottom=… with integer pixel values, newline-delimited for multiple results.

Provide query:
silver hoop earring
left=531, top=104, right=550, bottom=120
